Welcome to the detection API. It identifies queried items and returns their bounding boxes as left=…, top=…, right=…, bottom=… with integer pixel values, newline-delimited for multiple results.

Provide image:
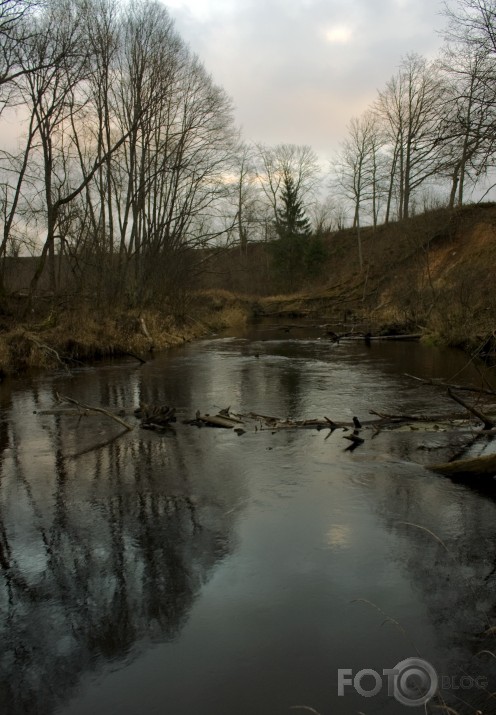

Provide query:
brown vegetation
left=1, top=203, right=495, bottom=376
left=0, top=297, right=250, bottom=376
left=201, top=202, right=496, bottom=349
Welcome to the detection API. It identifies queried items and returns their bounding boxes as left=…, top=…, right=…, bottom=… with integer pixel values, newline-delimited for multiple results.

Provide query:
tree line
left=1, top=0, right=495, bottom=307
left=0, top=0, right=237, bottom=308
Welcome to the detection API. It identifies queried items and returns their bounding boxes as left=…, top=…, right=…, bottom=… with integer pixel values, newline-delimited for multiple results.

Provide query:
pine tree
left=275, top=174, right=312, bottom=240
left=268, top=173, right=314, bottom=288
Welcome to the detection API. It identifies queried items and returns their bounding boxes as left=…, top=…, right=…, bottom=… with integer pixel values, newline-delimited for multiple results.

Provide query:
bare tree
left=443, top=0, right=496, bottom=56
left=17, top=0, right=92, bottom=296
left=231, top=142, right=261, bottom=254
left=309, top=195, right=343, bottom=235
left=440, top=0, right=496, bottom=199
left=0, top=0, right=34, bottom=93
left=89, top=0, right=237, bottom=305
left=255, top=143, right=320, bottom=225
left=439, top=45, right=495, bottom=205
left=0, top=0, right=238, bottom=309
left=375, top=54, right=448, bottom=220
left=334, top=112, right=384, bottom=268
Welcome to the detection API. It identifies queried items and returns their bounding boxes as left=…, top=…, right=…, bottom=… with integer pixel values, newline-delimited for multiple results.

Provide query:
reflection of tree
left=237, top=338, right=320, bottom=418
left=6, top=332, right=490, bottom=715
left=278, top=364, right=303, bottom=419
left=0, top=405, right=240, bottom=715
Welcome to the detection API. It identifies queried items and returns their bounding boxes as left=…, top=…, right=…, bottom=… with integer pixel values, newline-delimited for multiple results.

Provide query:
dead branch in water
left=343, top=433, right=364, bottom=451
left=405, top=373, right=496, bottom=396
left=447, top=389, right=495, bottom=431
left=24, top=334, right=70, bottom=372
left=136, top=404, right=177, bottom=430
left=56, top=393, right=134, bottom=431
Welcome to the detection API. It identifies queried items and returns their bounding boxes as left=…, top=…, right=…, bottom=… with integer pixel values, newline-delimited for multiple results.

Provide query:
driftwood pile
left=41, top=377, right=496, bottom=482
left=176, top=386, right=496, bottom=478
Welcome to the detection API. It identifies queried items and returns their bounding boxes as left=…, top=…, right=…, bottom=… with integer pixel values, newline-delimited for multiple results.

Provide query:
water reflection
left=0, top=333, right=496, bottom=715
left=0, top=377, right=245, bottom=715
left=365, top=462, right=496, bottom=712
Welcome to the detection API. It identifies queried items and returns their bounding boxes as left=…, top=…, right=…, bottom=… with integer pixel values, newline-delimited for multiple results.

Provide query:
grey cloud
left=168, top=0, right=446, bottom=153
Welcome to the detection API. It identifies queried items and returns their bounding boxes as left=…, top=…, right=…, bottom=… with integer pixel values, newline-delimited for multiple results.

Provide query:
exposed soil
left=204, top=203, right=496, bottom=351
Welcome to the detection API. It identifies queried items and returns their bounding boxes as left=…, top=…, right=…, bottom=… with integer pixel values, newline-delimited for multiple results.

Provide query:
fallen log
left=179, top=404, right=481, bottom=435
left=369, top=409, right=469, bottom=424
left=405, top=373, right=496, bottom=396
left=447, top=389, right=495, bottom=431
left=184, top=412, right=245, bottom=429
left=340, top=333, right=422, bottom=342
left=245, top=409, right=471, bottom=432
left=429, top=453, right=496, bottom=477
left=248, top=411, right=284, bottom=423
left=200, top=414, right=240, bottom=428
left=258, top=418, right=347, bottom=431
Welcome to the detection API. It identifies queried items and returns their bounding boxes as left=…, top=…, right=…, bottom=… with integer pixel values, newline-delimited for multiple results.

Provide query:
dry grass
left=199, top=203, right=496, bottom=346
left=0, top=292, right=254, bottom=375
left=189, top=289, right=252, bottom=330
left=2, top=203, right=496, bottom=373
left=209, top=305, right=249, bottom=329
left=0, top=306, right=199, bottom=375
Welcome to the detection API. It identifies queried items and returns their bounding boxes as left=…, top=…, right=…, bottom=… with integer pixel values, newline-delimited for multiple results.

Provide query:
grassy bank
left=0, top=293, right=252, bottom=377
left=2, top=202, right=495, bottom=376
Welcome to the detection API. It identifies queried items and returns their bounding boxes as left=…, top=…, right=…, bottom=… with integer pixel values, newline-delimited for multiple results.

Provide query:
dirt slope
left=241, top=203, right=496, bottom=347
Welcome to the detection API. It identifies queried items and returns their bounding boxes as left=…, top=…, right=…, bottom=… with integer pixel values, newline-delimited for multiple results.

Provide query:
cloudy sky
left=165, top=0, right=447, bottom=164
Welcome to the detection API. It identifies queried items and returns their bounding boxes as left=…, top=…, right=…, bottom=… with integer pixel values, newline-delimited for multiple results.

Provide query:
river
left=1, top=326, right=495, bottom=715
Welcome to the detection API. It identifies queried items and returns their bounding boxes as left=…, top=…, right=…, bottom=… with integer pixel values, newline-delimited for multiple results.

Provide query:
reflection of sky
left=60, top=426, right=442, bottom=715
left=325, top=523, right=352, bottom=548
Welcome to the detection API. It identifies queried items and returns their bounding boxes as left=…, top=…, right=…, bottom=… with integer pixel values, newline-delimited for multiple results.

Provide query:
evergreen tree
left=269, top=172, right=322, bottom=288
left=276, top=174, right=312, bottom=239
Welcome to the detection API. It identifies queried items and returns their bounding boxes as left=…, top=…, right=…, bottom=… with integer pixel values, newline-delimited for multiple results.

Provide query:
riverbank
left=2, top=202, right=495, bottom=376
left=0, top=294, right=251, bottom=376
left=201, top=202, right=496, bottom=354
left=0, top=282, right=490, bottom=377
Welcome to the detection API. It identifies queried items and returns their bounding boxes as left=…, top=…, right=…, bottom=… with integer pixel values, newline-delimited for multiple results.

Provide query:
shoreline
left=0, top=288, right=493, bottom=379
left=0, top=295, right=252, bottom=378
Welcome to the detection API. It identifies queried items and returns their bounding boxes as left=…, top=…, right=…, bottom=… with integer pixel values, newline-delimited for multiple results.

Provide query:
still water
left=1, top=328, right=496, bottom=715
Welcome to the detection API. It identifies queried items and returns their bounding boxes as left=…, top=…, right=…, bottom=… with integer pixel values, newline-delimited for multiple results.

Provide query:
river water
left=1, top=326, right=496, bottom=715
